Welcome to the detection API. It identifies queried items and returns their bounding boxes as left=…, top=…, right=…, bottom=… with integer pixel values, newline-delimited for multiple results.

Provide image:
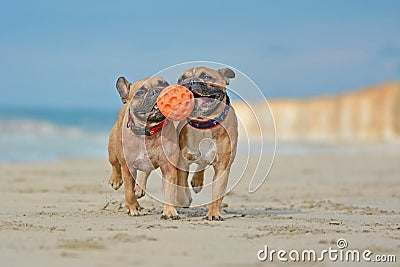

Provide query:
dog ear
left=218, top=68, right=235, bottom=85
left=218, top=68, right=235, bottom=79
left=116, top=77, right=131, bottom=104
left=177, top=74, right=185, bottom=85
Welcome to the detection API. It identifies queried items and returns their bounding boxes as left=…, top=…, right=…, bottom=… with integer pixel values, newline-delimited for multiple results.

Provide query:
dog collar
left=127, top=109, right=167, bottom=136
left=187, top=95, right=230, bottom=130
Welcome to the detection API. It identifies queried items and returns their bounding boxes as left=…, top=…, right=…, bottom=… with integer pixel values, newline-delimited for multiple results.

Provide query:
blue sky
left=1, top=0, right=399, bottom=109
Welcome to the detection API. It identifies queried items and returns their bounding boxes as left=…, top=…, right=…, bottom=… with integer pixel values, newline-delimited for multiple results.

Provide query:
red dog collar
left=127, top=109, right=167, bottom=136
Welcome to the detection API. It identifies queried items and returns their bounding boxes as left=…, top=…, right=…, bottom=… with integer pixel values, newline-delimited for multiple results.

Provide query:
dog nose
left=150, top=87, right=163, bottom=96
left=182, top=78, right=201, bottom=88
left=189, top=78, right=200, bottom=85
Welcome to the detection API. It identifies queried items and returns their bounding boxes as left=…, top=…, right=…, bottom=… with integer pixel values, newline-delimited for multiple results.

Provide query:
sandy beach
left=0, top=145, right=399, bottom=267
left=2, top=1, right=400, bottom=266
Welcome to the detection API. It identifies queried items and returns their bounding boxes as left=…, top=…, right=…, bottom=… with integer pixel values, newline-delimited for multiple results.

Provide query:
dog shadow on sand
left=101, top=200, right=301, bottom=220
left=138, top=206, right=302, bottom=221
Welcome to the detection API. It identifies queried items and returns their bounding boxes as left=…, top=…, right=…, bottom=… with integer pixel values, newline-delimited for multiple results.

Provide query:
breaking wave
left=0, top=119, right=109, bottom=161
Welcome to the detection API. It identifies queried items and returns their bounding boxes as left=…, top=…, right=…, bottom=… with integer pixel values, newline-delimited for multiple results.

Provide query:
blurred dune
left=233, top=82, right=400, bottom=142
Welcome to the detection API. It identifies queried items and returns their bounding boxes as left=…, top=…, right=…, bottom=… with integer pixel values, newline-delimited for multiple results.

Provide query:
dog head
left=178, top=67, right=235, bottom=118
left=116, top=76, right=169, bottom=123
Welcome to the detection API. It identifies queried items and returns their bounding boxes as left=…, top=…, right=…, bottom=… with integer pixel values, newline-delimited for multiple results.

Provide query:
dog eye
left=202, top=74, right=211, bottom=80
left=134, top=90, right=145, bottom=98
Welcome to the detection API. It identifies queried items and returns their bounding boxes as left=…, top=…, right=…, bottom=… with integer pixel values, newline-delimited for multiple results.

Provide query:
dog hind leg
left=191, top=167, right=205, bottom=193
left=134, top=171, right=150, bottom=198
left=175, top=163, right=192, bottom=207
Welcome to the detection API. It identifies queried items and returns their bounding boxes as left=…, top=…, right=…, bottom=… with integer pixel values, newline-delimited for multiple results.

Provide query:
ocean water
left=0, top=106, right=119, bottom=162
left=0, top=106, right=262, bottom=162
left=2, top=106, right=394, bottom=162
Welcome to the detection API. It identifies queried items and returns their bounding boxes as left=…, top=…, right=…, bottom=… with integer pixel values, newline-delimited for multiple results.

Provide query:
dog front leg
left=109, top=161, right=123, bottom=190
left=205, top=165, right=231, bottom=221
left=160, top=164, right=179, bottom=220
left=108, top=125, right=123, bottom=190
left=121, top=162, right=140, bottom=216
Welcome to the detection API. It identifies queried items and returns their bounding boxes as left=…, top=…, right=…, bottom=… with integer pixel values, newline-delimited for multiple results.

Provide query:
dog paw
left=126, top=204, right=140, bottom=216
left=161, top=206, right=180, bottom=220
left=109, top=176, right=123, bottom=190
left=134, top=185, right=145, bottom=199
left=161, top=214, right=180, bottom=220
left=204, top=215, right=224, bottom=221
left=191, top=178, right=203, bottom=194
left=204, top=210, right=224, bottom=221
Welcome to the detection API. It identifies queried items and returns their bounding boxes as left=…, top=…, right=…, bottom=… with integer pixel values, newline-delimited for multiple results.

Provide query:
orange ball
left=157, top=85, right=194, bottom=121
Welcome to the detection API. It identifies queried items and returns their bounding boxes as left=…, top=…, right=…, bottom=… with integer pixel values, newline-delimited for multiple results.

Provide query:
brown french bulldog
left=108, top=77, right=140, bottom=191
left=176, top=67, right=238, bottom=220
left=108, top=75, right=180, bottom=219
left=108, top=77, right=155, bottom=197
